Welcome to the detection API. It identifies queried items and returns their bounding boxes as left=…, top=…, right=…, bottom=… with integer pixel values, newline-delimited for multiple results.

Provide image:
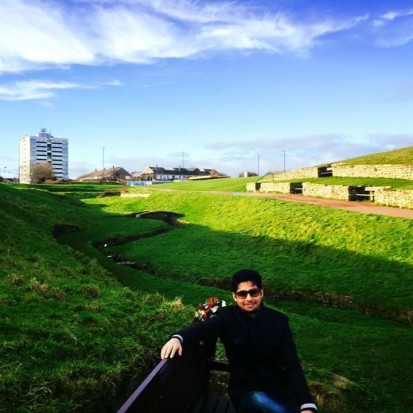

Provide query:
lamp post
left=102, top=146, right=105, bottom=183
left=3, top=166, right=6, bottom=181
left=283, top=150, right=286, bottom=172
left=257, top=153, right=260, bottom=176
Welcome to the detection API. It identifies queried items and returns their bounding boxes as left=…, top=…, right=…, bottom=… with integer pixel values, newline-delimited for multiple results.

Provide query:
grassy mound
left=0, top=185, right=190, bottom=412
left=336, top=145, right=413, bottom=165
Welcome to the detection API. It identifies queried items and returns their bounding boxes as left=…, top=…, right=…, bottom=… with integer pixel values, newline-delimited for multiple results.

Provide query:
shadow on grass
left=66, top=211, right=413, bottom=326
left=56, top=210, right=413, bottom=413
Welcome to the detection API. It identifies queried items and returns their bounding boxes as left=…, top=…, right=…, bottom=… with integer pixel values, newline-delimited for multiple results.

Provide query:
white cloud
left=0, top=80, right=80, bottom=100
left=0, top=79, right=121, bottom=101
left=0, top=0, right=95, bottom=74
left=202, top=134, right=413, bottom=175
left=371, top=8, right=413, bottom=47
left=0, top=0, right=367, bottom=74
left=70, top=133, right=412, bottom=178
left=380, top=10, right=413, bottom=22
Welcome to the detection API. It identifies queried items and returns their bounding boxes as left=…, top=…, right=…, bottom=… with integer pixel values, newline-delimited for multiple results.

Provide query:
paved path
left=240, top=192, right=413, bottom=219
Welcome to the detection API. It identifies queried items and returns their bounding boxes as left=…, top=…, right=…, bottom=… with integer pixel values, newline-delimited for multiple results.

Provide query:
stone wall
left=302, top=183, right=351, bottom=200
left=257, top=182, right=292, bottom=193
left=374, top=189, right=413, bottom=209
left=246, top=182, right=261, bottom=192
left=270, top=166, right=320, bottom=181
left=332, top=164, right=413, bottom=180
left=247, top=181, right=413, bottom=209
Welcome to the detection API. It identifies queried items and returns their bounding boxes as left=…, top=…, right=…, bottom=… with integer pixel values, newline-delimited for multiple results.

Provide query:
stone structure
left=247, top=181, right=413, bottom=209
left=374, top=189, right=413, bottom=209
left=247, top=182, right=302, bottom=194
left=269, top=166, right=321, bottom=181
left=247, top=160, right=413, bottom=209
left=301, top=183, right=355, bottom=201
left=268, top=163, right=413, bottom=181
left=332, top=164, right=413, bottom=180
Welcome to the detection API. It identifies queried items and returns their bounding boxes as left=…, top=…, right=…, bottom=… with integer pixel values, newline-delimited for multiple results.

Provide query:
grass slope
left=85, top=191, right=413, bottom=312
left=334, top=145, right=413, bottom=165
left=144, top=176, right=258, bottom=192
left=0, top=185, right=190, bottom=413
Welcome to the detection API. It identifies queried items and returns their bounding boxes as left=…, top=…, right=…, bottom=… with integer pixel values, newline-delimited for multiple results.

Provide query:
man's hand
left=160, top=337, right=183, bottom=359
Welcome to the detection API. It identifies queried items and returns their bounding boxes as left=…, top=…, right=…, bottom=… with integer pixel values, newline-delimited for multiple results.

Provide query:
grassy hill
left=334, top=145, right=413, bottom=165
left=0, top=184, right=191, bottom=413
left=1, top=183, right=412, bottom=412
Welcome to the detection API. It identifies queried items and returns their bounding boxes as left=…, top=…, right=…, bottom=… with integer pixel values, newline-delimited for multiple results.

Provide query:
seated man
left=161, top=269, right=317, bottom=413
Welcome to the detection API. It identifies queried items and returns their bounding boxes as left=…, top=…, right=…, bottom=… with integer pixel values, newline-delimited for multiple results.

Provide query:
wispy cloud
left=371, top=8, right=413, bottom=46
left=0, top=79, right=121, bottom=101
left=0, top=80, right=80, bottom=100
left=0, top=0, right=366, bottom=75
left=375, top=9, right=413, bottom=24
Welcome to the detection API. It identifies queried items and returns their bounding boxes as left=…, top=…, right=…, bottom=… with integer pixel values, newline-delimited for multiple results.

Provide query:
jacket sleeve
left=278, top=317, right=316, bottom=409
left=174, top=314, right=223, bottom=346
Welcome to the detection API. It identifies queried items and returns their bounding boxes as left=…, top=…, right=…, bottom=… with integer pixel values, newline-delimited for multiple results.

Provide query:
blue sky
left=1, top=0, right=413, bottom=179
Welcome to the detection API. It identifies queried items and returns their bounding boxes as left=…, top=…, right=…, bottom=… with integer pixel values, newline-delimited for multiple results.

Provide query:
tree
left=238, top=171, right=258, bottom=177
left=31, top=162, right=54, bottom=183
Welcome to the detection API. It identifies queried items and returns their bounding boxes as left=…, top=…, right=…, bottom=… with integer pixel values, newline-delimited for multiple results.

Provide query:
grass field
left=1, top=182, right=412, bottom=413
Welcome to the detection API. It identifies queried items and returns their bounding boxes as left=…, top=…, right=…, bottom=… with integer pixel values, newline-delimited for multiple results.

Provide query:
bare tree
left=31, top=162, right=54, bottom=183
left=239, top=171, right=258, bottom=177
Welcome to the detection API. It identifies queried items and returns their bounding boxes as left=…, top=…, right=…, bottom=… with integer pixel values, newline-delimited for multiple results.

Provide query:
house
left=138, top=166, right=221, bottom=182
left=76, top=166, right=131, bottom=182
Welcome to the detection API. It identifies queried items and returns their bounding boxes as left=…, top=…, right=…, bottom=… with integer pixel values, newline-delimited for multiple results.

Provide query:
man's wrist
left=170, top=334, right=183, bottom=344
left=300, top=403, right=317, bottom=412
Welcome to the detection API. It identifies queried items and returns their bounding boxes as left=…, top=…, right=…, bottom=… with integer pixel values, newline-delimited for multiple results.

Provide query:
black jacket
left=176, top=304, right=315, bottom=409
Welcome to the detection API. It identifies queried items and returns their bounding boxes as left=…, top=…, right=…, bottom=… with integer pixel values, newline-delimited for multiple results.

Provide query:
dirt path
left=240, top=192, right=413, bottom=219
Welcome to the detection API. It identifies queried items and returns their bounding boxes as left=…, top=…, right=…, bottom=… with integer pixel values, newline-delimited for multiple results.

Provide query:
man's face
left=232, top=281, right=263, bottom=313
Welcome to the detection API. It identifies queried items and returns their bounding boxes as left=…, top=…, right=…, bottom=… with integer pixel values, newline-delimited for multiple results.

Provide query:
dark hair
left=231, top=269, right=262, bottom=292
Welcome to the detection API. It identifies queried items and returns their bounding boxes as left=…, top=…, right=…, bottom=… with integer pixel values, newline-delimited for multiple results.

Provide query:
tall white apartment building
left=19, top=129, right=69, bottom=183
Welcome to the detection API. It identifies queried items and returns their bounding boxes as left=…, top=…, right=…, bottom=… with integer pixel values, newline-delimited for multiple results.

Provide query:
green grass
left=144, top=176, right=258, bottom=192
left=1, top=183, right=413, bottom=413
left=0, top=184, right=190, bottom=413
left=336, top=146, right=413, bottom=165
left=84, top=191, right=413, bottom=311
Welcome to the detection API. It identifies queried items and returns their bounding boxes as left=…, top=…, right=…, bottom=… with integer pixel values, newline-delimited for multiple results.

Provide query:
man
left=161, top=269, right=317, bottom=413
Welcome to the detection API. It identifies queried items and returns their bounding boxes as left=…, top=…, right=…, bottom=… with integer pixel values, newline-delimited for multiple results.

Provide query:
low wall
left=120, top=193, right=151, bottom=198
left=270, top=167, right=320, bottom=181
left=374, top=189, right=413, bottom=209
left=246, top=182, right=261, bottom=192
left=258, top=182, right=292, bottom=193
left=333, top=164, right=413, bottom=180
left=302, top=183, right=351, bottom=200
left=246, top=181, right=413, bottom=209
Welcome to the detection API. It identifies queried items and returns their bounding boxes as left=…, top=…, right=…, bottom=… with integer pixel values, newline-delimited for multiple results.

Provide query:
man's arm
left=278, top=317, right=317, bottom=412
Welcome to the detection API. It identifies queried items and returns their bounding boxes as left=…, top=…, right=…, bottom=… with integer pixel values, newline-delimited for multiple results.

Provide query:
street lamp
left=257, top=153, right=260, bottom=176
left=102, top=146, right=105, bottom=183
left=283, top=150, right=286, bottom=172
left=3, top=166, right=6, bottom=180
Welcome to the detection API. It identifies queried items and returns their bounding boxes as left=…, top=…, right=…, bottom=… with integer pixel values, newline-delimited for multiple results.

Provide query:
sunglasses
left=235, top=288, right=261, bottom=299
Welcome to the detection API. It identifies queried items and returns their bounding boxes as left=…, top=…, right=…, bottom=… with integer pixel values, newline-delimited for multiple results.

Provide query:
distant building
left=139, top=166, right=219, bottom=182
left=76, top=166, right=131, bottom=182
left=19, top=129, right=69, bottom=183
